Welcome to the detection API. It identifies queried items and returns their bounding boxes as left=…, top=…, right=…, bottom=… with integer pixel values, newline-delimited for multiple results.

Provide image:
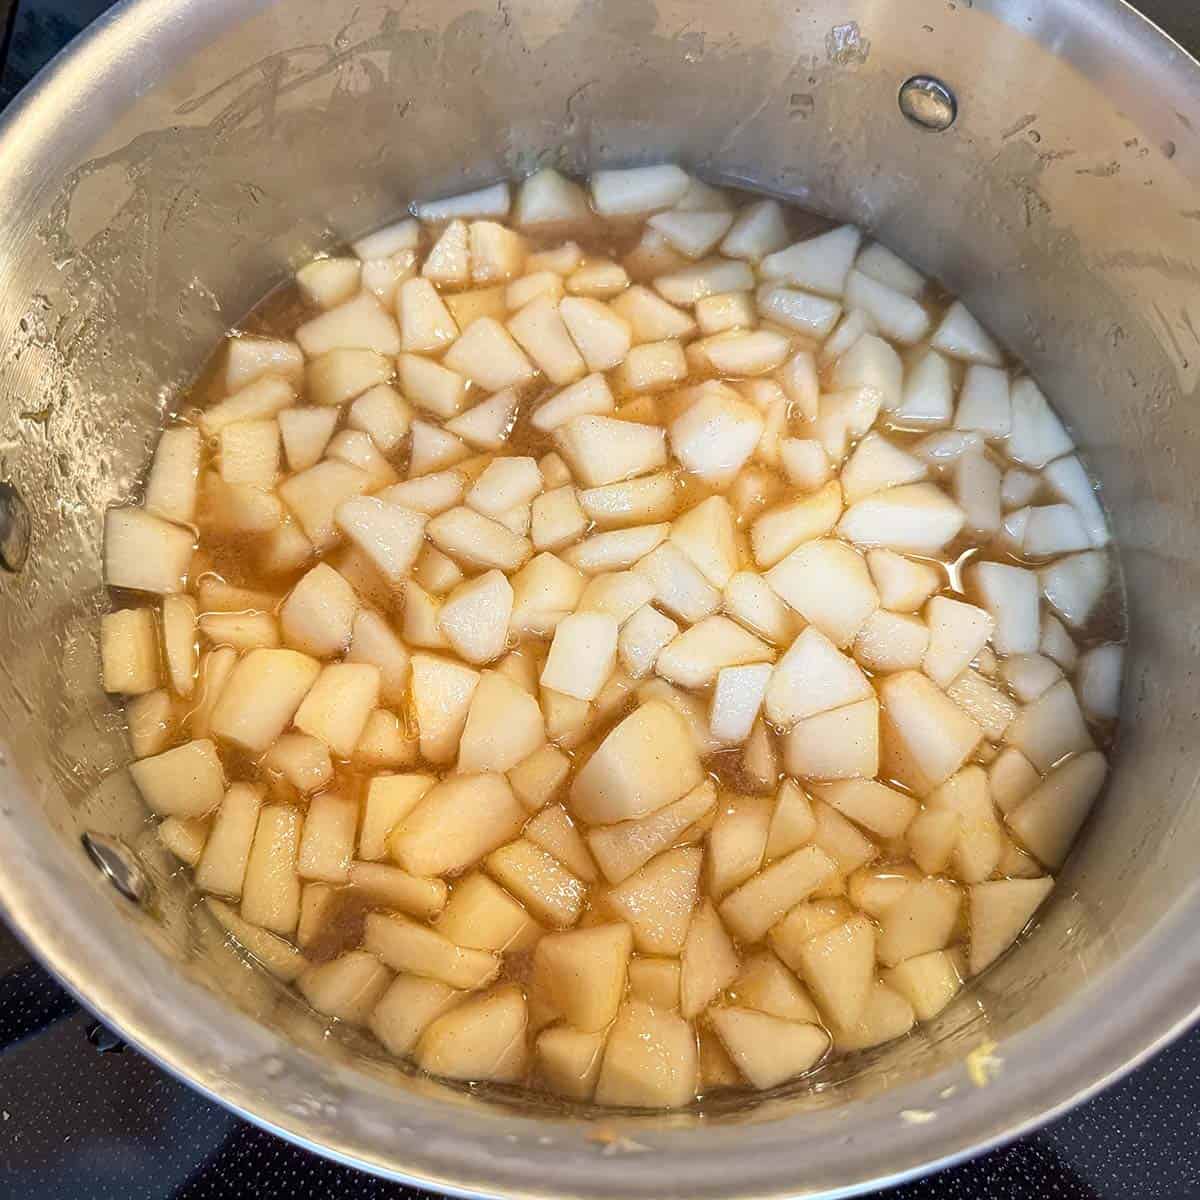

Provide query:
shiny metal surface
left=0, top=0, right=1198, bottom=1196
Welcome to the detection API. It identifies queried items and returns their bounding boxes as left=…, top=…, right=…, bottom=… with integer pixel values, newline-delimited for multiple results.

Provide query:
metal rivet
left=82, top=832, right=148, bottom=905
left=899, top=75, right=958, bottom=132
left=0, top=482, right=31, bottom=573
left=86, top=1020, right=126, bottom=1053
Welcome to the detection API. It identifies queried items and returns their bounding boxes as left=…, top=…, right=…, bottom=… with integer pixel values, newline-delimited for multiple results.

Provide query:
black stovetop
left=1, top=2, right=1199, bottom=1196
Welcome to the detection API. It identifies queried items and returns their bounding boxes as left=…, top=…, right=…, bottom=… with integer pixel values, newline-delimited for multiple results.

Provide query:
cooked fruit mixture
left=101, top=164, right=1123, bottom=1108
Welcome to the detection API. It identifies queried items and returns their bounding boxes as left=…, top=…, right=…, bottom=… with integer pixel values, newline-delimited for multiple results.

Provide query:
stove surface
left=1, top=1, right=1198, bottom=1196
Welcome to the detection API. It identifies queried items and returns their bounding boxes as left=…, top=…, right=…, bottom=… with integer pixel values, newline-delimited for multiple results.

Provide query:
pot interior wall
left=0, top=0, right=1198, bottom=1194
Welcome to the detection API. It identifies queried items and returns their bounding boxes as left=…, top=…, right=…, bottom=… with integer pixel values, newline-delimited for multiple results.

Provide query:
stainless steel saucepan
left=0, top=1, right=1198, bottom=1195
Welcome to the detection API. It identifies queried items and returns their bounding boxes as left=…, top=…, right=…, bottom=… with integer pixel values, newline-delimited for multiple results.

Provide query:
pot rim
left=1, top=0, right=1199, bottom=1196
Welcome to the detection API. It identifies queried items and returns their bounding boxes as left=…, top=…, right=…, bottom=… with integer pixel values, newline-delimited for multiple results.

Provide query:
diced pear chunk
left=610, top=285, right=697, bottom=343
left=101, top=608, right=159, bottom=695
left=923, top=596, right=995, bottom=688
left=627, top=957, right=681, bottom=1007
left=636, top=542, right=722, bottom=624
left=590, top=165, right=690, bottom=216
left=1006, top=678, right=1093, bottom=772
left=296, top=291, right=400, bottom=356
left=765, top=779, right=816, bottom=860
left=564, top=523, right=670, bottom=575
left=667, top=495, right=737, bottom=588
left=526, top=804, right=597, bottom=882
left=416, top=182, right=510, bottom=223
left=1040, top=553, right=1106, bottom=636
left=587, top=780, right=716, bottom=884
left=507, top=295, right=585, bottom=385
left=206, top=898, right=306, bottom=982
left=595, top=1000, right=698, bottom=1109
left=349, top=862, right=447, bottom=921
left=796, top=914, right=878, bottom=1029
left=410, top=653, right=480, bottom=764
left=426, top=506, right=531, bottom=573
left=810, top=798, right=877, bottom=874
left=719, top=845, right=838, bottom=942
left=649, top=209, right=734, bottom=259
left=707, top=795, right=772, bottom=901
left=710, top=663, right=773, bottom=746
left=396, top=278, right=458, bottom=356
left=442, top=317, right=536, bottom=392
left=783, top=697, right=880, bottom=782
left=1008, top=379, right=1074, bottom=468
left=838, top=482, right=966, bottom=554
left=145, top=426, right=202, bottom=525
left=968, top=876, right=1054, bottom=974
left=695, top=290, right=756, bottom=335
left=879, top=671, right=982, bottom=795
left=722, top=571, right=798, bottom=646
left=765, top=538, right=878, bottom=648
left=389, top=773, right=523, bottom=877
left=1078, top=643, right=1122, bottom=720
left=293, top=662, right=379, bottom=759
left=816, top=779, right=917, bottom=840
left=436, top=571, right=512, bottom=666
left=436, top=872, right=540, bottom=952
left=680, top=901, right=739, bottom=1018
left=668, top=382, right=765, bottom=487
left=333, top=497, right=426, bottom=586
left=514, top=167, right=591, bottom=229
left=867, top=549, right=941, bottom=614
left=883, top=955, right=962, bottom=1029
left=369, top=974, right=460, bottom=1057
left=656, top=616, right=772, bottom=690
left=732, top=950, right=820, bottom=1022
left=193, top=782, right=261, bottom=897
left=532, top=923, right=632, bottom=1031
left=224, top=336, right=304, bottom=392
left=359, top=773, right=435, bottom=861
left=750, top=481, right=843, bottom=569
left=553, top=297, right=630, bottom=373
left=208, top=649, right=321, bottom=753
left=571, top=700, right=704, bottom=824
left=844, top=270, right=929, bottom=344
left=930, top=300, right=1003, bottom=365
left=555, top=414, right=666, bottom=488
left=709, top=1008, right=829, bottom=1089
left=294, top=792, right=357, bottom=884
left=766, top=625, right=872, bottom=729
left=130, top=738, right=224, bottom=819
left=876, top=877, right=961, bottom=967
left=854, top=609, right=929, bottom=673
left=486, top=838, right=587, bottom=928
left=127, top=690, right=176, bottom=759
left=760, top=225, right=861, bottom=296
left=469, top=220, right=526, bottom=284
left=536, top=1027, right=606, bottom=1101
left=508, top=551, right=586, bottom=638
left=606, top=846, right=702, bottom=955
left=415, top=985, right=529, bottom=1083
left=240, top=803, right=303, bottom=935
left=507, top=743, right=571, bottom=814
left=540, top=611, right=619, bottom=701
left=104, top=507, right=195, bottom=595
left=654, top=258, right=756, bottom=307
left=1006, top=750, right=1107, bottom=868
left=365, top=912, right=500, bottom=989
left=457, top=670, right=545, bottom=775
left=832, top=980, right=915, bottom=1051
left=720, top=199, right=790, bottom=261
